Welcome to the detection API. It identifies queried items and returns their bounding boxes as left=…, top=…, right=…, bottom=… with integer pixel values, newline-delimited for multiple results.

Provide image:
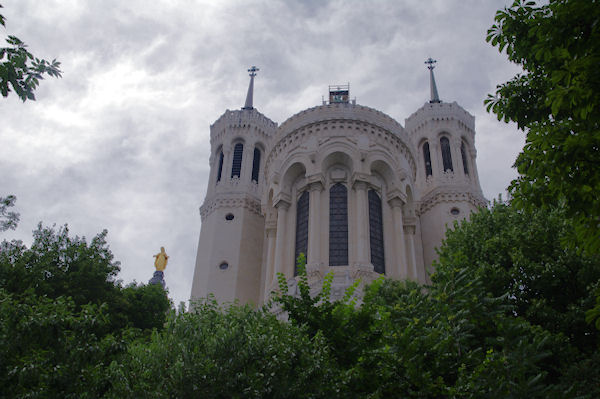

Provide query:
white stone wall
left=192, top=100, right=487, bottom=306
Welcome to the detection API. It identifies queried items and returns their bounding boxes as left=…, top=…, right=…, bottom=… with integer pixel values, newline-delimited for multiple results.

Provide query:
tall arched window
left=329, top=183, right=348, bottom=266
left=295, top=191, right=309, bottom=275
left=216, top=150, right=224, bottom=183
left=423, top=142, right=433, bottom=177
left=368, top=189, right=385, bottom=274
left=440, top=136, right=453, bottom=172
left=461, top=141, right=469, bottom=175
left=231, top=143, right=243, bottom=178
left=251, top=147, right=261, bottom=183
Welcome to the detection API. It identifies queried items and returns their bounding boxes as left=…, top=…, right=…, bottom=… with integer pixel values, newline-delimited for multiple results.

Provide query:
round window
left=450, top=207, right=460, bottom=216
left=219, top=262, right=229, bottom=270
left=225, top=213, right=234, bottom=221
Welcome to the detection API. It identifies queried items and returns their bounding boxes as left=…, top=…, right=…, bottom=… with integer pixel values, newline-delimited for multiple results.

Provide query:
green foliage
left=109, top=299, right=339, bottom=398
left=0, top=194, right=19, bottom=232
left=0, top=4, right=61, bottom=101
left=433, top=201, right=600, bottom=397
left=485, top=0, right=600, bottom=252
left=0, top=290, right=125, bottom=399
left=273, top=254, right=374, bottom=373
left=434, top=202, right=600, bottom=352
left=0, top=224, right=171, bottom=332
left=0, top=224, right=172, bottom=397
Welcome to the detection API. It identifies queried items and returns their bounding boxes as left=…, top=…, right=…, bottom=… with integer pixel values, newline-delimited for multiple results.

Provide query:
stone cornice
left=199, top=195, right=262, bottom=221
left=418, top=189, right=488, bottom=215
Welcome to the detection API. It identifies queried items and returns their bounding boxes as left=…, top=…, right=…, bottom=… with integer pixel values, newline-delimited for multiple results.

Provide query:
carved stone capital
left=386, top=187, right=407, bottom=205
left=306, top=173, right=325, bottom=191
left=273, top=192, right=291, bottom=210
left=351, top=172, right=370, bottom=190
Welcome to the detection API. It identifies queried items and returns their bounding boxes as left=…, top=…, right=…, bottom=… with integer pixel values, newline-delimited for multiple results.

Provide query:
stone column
left=222, top=145, right=232, bottom=183
left=307, top=181, right=323, bottom=268
left=451, top=138, right=463, bottom=178
left=263, top=221, right=277, bottom=297
left=240, top=144, right=254, bottom=183
left=353, top=180, right=370, bottom=265
left=273, top=199, right=290, bottom=278
left=430, top=141, right=441, bottom=177
left=389, top=198, right=408, bottom=279
left=404, top=224, right=418, bottom=280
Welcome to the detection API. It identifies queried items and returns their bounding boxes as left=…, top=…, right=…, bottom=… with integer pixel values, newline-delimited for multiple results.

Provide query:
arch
left=231, top=142, right=244, bottom=178
left=294, top=191, right=309, bottom=275
left=368, top=189, right=385, bottom=274
left=281, top=161, right=308, bottom=194
left=329, top=183, right=348, bottom=266
left=369, top=159, right=396, bottom=188
left=320, top=149, right=355, bottom=176
left=440, top=136, right=453, bottom=172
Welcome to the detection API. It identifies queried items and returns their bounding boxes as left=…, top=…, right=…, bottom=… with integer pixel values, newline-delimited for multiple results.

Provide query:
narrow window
left=251, top=147, right=261, bottom=183
left=216, top=151, right=224, bottom=183
left=423, top=142, right=432, bottom=177
left=461, top=142, right=469, bottom=175
left=368, top=190, right=385, bottom=274
left=329, top=183, right=348, bottom=266
left=295, top=191, right=309, bottom=275
left=231, top=143, right=243, bottom=178
left=440, top=136, right=453, bottom=172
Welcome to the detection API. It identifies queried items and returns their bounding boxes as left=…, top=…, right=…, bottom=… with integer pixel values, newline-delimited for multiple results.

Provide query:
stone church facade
left=191, top=65, right=487, bottom=305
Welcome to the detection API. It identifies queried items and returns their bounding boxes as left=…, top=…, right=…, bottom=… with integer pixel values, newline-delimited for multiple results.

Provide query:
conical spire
left=425, top=58, right=441, bottom=103
left=242, top=66, right=259, bottom=110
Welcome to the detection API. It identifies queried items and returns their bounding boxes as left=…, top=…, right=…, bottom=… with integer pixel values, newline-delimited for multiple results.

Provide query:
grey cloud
left=1, top=0, right=522, bottom=306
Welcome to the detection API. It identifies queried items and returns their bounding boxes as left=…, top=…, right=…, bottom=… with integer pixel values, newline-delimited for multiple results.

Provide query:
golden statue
left=153, top=247, right=169, bottom=271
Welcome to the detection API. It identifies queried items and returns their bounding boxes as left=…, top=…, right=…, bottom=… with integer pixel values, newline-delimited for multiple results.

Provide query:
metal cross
left=425, top=58, right=437, bottom=70
left=248, top=66, right=259, bottom=77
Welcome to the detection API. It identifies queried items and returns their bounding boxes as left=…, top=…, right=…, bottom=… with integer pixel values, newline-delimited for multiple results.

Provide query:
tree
left=0, top=224, right=172, bottom=398
left=433, top=201, right=600, bottom=397
left=272, top=253, right=566, bottom=398
left=0, top=4, right=61, bottom=101
left=108, top=299, right=340, bottom=398
left=0, top=194, right=19, bottom=231
left=485, top=0, right=600, bottom=252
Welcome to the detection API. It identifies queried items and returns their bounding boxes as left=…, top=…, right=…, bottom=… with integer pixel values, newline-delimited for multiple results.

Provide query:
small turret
left=405, top=59, right=486, bottom=276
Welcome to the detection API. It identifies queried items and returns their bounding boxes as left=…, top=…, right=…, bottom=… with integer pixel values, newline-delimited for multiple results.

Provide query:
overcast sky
left=0, top=0, right=523, bottom=306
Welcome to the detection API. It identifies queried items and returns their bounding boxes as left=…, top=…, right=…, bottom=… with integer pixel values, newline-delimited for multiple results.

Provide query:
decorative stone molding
left=418, top=190, right=488, bottom=215
left=264, top=104, right=418, bottom=182
left=200, top=195, right=262, bottom=221
left=273, top=192, right=291, bottom=209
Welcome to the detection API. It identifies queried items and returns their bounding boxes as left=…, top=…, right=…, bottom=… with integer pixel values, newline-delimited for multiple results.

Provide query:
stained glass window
left=423, top=142, right=432, bottom=177
left=329, top=183, right=348, bottom=266
left=368, top=189, right=385, bottom=274
left=251, top=147, right=261, bottom=183
left=440, top=137, right=453, bottom=172
left=231, top=143, right=243, bottom=178
left=216, top=151, right=224, bottom=183
left=295, top=191, right=309, bottom=275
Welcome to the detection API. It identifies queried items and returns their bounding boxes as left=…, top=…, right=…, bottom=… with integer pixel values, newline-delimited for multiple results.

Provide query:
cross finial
left=243, top=66, right=259, bottom=110
left=425, top=57, right=437, bottom=70
left=248, top=66, right=259, bottom=77
left=425, top=58, right=441, bottom=103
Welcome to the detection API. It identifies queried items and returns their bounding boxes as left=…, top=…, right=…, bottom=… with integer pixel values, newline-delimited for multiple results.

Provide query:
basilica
left=191, top=62, right=487, bottom=305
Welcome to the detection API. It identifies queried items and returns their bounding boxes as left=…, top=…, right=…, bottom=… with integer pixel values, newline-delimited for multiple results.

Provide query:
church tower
left=405, top=59, right=487, bottom=276
left=191, top=62, right=487, bottom=306
left=190, top=67, right=277, bottom=304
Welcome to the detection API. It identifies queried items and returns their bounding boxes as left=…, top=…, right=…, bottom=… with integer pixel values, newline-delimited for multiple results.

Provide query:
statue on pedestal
left=149, top=247, right=169, bottom=287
